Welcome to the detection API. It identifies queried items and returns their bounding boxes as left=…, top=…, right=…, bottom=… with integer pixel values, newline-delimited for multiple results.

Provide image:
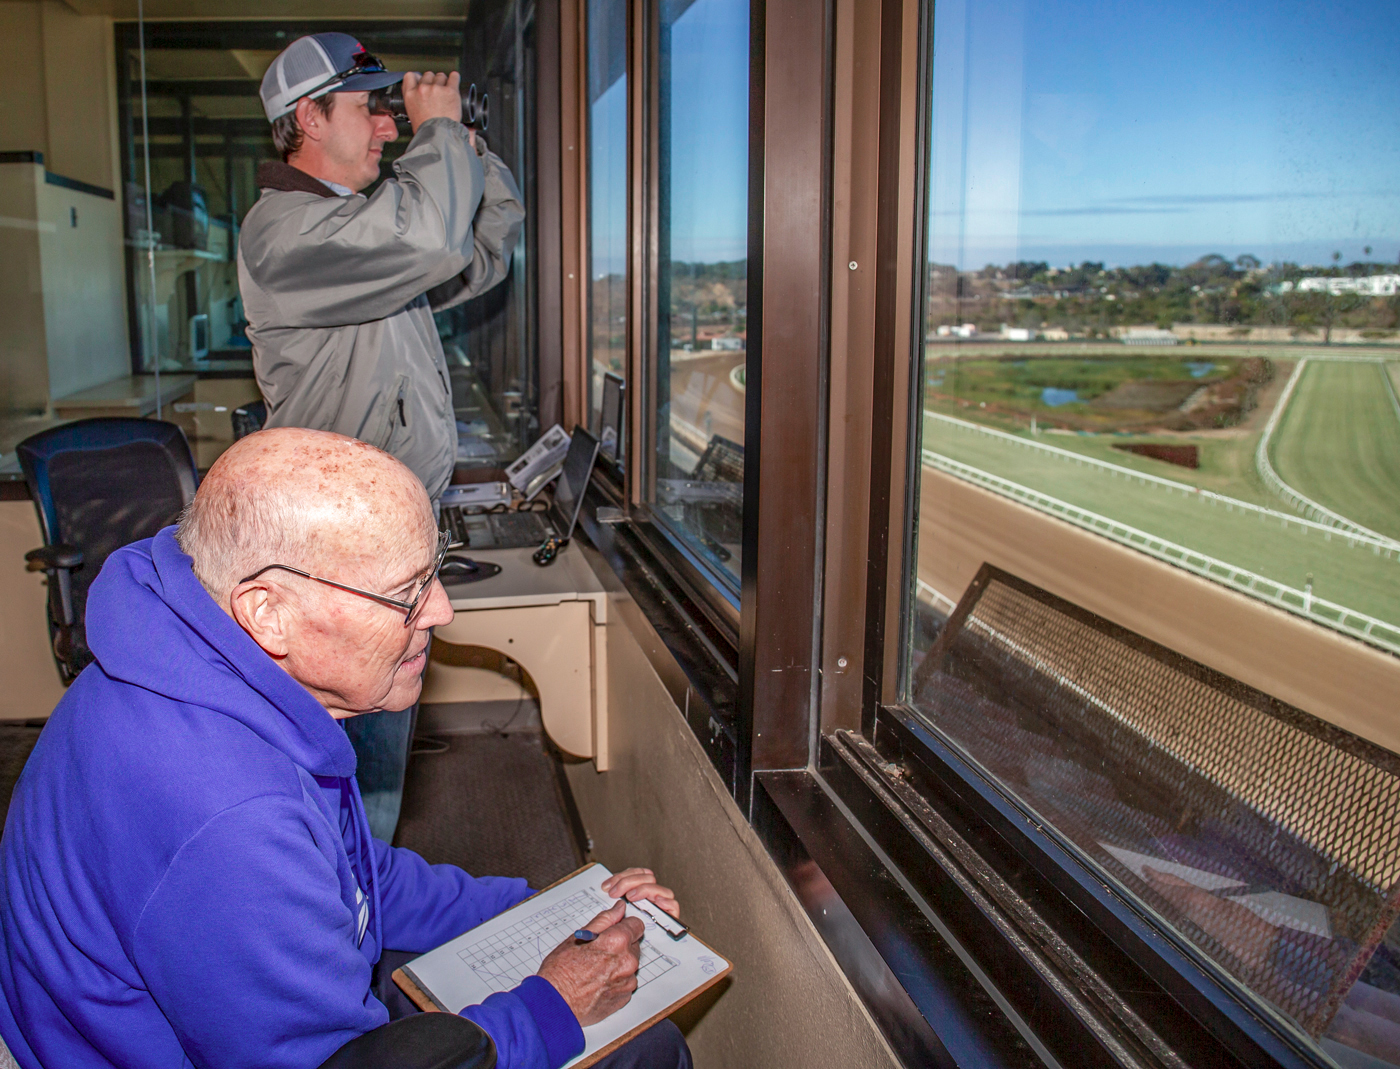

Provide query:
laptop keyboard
left=489, top=510, right=551, bottom=546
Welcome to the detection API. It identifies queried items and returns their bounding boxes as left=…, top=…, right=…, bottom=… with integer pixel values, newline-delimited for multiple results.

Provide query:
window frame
left=569, top=0, right=1398, bottom=1063
left=817, top=1, right=1400, bottom=1066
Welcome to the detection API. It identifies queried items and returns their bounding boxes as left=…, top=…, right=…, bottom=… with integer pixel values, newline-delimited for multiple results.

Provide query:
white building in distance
left=1274, top=274, right=1400, bottom=297
left=1122, top=328, right=1179, bottom=346
left=935, top=323, right=978, bottom=338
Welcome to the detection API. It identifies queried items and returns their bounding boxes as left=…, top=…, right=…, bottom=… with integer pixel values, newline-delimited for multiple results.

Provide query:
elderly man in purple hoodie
left=0, top=428, right=690, bottom=1069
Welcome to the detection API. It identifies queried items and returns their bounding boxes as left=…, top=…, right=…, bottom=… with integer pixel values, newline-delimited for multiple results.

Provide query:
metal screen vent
left=911, top=564, right=1400, bottom=1036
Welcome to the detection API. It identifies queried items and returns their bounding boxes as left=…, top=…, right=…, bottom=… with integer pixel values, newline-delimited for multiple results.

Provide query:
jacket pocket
left=374, top=375, right=411, bottom=451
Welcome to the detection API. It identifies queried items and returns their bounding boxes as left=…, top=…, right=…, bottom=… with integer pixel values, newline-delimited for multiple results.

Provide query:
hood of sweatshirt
left=85, top=526, right=357, bottom=779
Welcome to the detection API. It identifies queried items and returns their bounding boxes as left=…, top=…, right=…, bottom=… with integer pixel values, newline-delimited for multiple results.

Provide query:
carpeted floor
left=393, top=730, right=585, bottom=889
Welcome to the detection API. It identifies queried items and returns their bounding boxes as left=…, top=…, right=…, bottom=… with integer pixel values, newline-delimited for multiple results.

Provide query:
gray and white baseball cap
left=259, top=33, right=402, bottom=122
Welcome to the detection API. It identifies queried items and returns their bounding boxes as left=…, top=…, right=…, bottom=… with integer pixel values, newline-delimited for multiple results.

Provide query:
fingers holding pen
left=537, top=901, right=645, bottom=1026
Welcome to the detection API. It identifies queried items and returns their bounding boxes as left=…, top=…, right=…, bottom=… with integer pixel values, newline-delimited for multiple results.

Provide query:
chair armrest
left=26, top=545, right=82, bottom=627
left=25, top=545, right=83, bottom=571
left=316, top=1014, right=496, bottom=1069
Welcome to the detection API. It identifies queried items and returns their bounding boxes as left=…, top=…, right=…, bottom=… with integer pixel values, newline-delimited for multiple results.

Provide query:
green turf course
left=1270, top=361, right=1400, bottom=542
left=921, top=412, right=1400, bottom=626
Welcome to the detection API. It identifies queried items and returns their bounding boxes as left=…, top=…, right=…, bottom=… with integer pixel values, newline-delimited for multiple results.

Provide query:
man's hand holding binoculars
left=402, top=71, right=477, bottom=150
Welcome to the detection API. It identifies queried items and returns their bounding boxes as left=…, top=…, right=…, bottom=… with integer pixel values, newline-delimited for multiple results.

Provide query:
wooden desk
left=52, top=374, right=197, bottom=420
left=423, top=542, right=610, bottom=770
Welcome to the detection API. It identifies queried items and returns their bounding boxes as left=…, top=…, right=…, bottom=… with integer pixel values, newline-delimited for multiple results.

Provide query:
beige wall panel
left=0, top=164, right=50, bottom=414
left=40, top=1, right=116, bottom=190
left=0, top=3, right=48, bottom=160
left=38, top=181, right=129, bottom=401
left=918, top=466, right=1400, bottom=753
left=433, top=602, right=595, bottom=758
left=565, top=575, right=900, bottom=1069
left=0, top=500, right=66, bottom=720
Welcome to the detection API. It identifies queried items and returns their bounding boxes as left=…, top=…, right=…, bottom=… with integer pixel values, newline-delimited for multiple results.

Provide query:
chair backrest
left=17, top=418, right=198, bottom=583
left=231, top=399, right=267, bottom=441
left=914, top=564, right=1400, bottom=1037
left=690, top=435, right=744, bottom=483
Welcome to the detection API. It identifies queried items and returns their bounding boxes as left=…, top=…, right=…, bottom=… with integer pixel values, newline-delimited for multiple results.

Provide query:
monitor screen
left=548, top=426, right=601, bottom=539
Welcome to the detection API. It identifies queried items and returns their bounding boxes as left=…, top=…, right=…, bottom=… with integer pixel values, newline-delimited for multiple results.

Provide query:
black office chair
left=317, top=1014, right=495, bottom=1069
left=231, top=399, right=267, bottom=441
left=18, top=418, right=199, bottom=684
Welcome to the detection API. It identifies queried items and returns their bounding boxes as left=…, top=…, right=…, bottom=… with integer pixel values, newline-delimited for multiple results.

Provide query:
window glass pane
left=910, top=2, right=1400, bottom=1062
left=652, top=0, right=748, bottom=595
left=118, top=18, right=537, bottom=469
left=587, top=0, right=628, bottom=460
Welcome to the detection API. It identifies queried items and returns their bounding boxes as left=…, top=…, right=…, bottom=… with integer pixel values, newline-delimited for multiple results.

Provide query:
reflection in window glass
left=653, top=0, right=748, bottom=595
left=587, top=0, right=628, bottom=448
left=910, top=2, right=1400, bottom=1063
left=118, top=19, right=538, bottom=467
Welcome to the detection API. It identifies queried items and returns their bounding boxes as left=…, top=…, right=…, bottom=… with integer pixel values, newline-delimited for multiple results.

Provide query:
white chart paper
left=402, top=865, right=730, bottom=1067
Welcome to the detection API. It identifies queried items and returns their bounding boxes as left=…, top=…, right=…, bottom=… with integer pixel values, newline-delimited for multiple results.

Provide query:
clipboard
left=393, top=863, right=731, bottom=1068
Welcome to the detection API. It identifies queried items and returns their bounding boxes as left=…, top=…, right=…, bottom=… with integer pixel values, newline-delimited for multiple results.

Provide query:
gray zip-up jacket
left=238, top=118, right=524, bottom=501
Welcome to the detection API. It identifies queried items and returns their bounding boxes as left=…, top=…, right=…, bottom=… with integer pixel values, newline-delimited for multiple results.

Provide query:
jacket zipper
left=376, top=376, right=410, bottom=449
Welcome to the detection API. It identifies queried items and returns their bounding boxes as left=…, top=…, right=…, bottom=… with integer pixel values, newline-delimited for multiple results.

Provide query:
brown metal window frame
left=767, top=1, right=1400, bottom=1067
left=560, top=0, right=835, bottom=807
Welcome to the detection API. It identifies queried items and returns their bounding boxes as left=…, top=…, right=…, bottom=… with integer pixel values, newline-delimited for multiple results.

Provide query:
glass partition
left=908, top=2, right=1400, bottom=1064
left=650, top=0, right=749, bottom=597
left=118, top=18, right=539, bottom=468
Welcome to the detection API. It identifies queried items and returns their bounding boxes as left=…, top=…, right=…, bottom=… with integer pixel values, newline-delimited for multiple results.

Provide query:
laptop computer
left=442, top=426, right=601, bottom=550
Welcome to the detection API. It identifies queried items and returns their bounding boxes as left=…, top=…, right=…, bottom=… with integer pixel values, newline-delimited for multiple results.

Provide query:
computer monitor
left=599, top=372, right=625, bottom=460
left=548, top=426, right=601, bottom=540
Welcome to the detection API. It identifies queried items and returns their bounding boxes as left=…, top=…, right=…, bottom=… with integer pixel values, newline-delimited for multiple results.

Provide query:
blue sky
left=595, top=0, right=1398, bottom=272
left=930, top=0, right=1400, bottom=269
left=590, top=0, right=750, bottom=273
left=662, top=0, right=750, bottom=264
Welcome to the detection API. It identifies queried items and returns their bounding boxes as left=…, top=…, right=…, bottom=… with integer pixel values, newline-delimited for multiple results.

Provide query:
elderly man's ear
left=229, top=582, right=294, bottom=659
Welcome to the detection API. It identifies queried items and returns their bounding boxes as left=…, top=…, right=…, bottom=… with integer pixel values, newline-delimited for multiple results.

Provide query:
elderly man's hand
left=403, top=71, right=462, bottom=132
left=536, top=901, right=644, bottom=1026
left=601, top=867, right=679, bottom=919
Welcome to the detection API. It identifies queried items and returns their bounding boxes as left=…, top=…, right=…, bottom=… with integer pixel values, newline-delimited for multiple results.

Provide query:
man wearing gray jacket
left=239, top=33, right=525, bottom=839
left=240, top=32, right=524, bottom=504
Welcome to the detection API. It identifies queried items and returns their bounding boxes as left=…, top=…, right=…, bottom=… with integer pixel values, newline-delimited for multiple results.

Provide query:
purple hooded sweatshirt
left=0, top=528, right=584, bottom=1069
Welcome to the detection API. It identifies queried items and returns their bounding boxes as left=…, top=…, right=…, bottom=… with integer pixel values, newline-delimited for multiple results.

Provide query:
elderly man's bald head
left=177, top=428, right=434, bottom=606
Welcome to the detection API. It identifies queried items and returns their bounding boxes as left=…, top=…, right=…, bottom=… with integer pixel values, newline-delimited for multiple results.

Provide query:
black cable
left=480, top=657, right=532, bottom=737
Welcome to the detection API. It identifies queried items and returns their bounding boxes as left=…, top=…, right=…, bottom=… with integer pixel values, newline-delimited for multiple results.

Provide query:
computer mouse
left=440, top=557, right=480, bottom=577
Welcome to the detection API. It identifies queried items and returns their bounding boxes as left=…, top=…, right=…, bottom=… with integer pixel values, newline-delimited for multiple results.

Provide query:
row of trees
left=929, top=254, right=1400, bottom=340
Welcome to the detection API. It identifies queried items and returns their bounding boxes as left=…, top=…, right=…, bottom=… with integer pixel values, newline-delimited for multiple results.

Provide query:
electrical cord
left=410, top=734, right=450, bottom=755
left=480, top=657, right=532, bottom=737
left=411, top=658, right=533, bottom=753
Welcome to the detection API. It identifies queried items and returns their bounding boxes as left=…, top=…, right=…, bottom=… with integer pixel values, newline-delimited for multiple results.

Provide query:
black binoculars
left=370, top=81, right=488, bottom=133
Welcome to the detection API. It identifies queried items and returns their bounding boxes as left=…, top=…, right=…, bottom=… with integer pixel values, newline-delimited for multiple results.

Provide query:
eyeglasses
left=237, top=530, right=461, bottom=627
left=302, top=50, right=390, bottom=101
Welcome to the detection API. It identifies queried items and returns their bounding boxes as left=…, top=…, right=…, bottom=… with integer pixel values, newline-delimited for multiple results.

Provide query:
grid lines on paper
left=457, top=889, right=682, bottom=994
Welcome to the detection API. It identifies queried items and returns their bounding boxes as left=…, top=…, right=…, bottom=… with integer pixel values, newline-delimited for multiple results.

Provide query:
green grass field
left=922, top=412, right=1400, bottom=625
left=1270, top=361, right=1400, bottom=541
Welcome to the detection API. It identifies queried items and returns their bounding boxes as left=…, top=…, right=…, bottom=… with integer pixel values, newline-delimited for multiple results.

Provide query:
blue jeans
left=343, top=706, right=416, bottom=842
